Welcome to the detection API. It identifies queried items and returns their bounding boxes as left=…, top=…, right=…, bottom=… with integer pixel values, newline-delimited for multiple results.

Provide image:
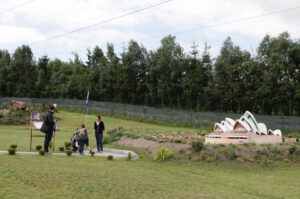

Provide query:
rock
left=11, top=100, right=27, bottom=110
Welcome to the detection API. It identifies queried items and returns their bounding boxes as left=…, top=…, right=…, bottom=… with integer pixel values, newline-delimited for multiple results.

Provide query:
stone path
left=0, top=148, right=138, bottom=159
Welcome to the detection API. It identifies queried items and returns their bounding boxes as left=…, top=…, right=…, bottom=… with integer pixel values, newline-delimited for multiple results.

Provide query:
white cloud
left=1, top=0, right=300, bottom=60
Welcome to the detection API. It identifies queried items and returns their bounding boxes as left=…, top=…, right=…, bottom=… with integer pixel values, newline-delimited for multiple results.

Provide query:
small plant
left=179, top=149, right=185, bottom=154
left=218, top=144, right=226, bottom=147
left=8, top=148, right=16, bottom=155
left=283, top=158, right=291, bottom=163
left=107, top=155, right=114, bottom=160
left=64, top=141, right=70, bottom=148
left=200, top=151, right=206, bottom=161
left=214, top=151, right=219, bottom=160
left=174, top=139, right=183, bottom=143
left=128, top=152, right=132, bottom=160
left=154, top=147, right=174, bottom=161
left=242, top=143, right=250, bottom=147
left=261, top=156, right=268, bottom=167
left=190, top=140, right=204, bottom=152
left=36, top=145, right=42, bottom=151
left=39, top=150, right=45, bottom=156
left=236, top=157, right=245, bottom=163
left=66, top=150, right=72, bottom=156
left=59, top=147, right=65, bottom=152
left=192, top=157, right=199, bottom=161
left=10, top=144, right=17, bottom=149
left=206, top=157, right=214, bottom=162
left=90, top=151, right=95, bottom=157
left=186, top=151, right=192, bottom=160
left=226, top=148, right=236, bottom=160
left=271, top=146, right=281, bottom=155
left=288, top=146, right=296, bottom=155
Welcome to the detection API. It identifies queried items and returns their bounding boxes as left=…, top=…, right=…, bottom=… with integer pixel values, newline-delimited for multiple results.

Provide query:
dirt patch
left=116, top=137, right=190, bottom=153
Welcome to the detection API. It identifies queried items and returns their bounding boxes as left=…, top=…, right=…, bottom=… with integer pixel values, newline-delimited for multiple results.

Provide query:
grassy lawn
left=0, top=110, right=197, bottom=152
left=0, top=155, right=299, bottom=199
left=1, top=110, right=300, bottom=199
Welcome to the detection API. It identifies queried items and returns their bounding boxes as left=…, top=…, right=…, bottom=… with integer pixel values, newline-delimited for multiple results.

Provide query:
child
left=78, top=124, right=92, bottom=155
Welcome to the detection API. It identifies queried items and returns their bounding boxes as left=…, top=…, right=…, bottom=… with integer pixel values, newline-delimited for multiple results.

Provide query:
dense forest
left=0, top=32, right=300, bottom=116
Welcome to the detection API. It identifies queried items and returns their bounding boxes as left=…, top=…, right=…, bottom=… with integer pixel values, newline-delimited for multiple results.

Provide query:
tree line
left=0, top=32, right=299, bottom=116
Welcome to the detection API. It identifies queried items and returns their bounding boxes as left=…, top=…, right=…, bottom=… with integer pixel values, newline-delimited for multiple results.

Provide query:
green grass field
left=1, top=110, right=300, bottom=199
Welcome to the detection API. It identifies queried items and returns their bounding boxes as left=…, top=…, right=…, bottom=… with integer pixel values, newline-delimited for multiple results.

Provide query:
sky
left=1, top=0, right=300, bottom=62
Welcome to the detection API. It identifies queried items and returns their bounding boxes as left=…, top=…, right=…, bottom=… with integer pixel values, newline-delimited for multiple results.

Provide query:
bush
left=218, top=144, right=226, bottom=147
left=66, top=150, right=72, bottom=156
left=39, top=150, right=45, bottom=156
left=90, top=151, right=95, bottom=157
left=191, top=140, right=204, bottom=152
left=107, top=155, right=114, bottom=160
left=64, top=142, right=70, bottom=148
left=288, top=146, right=296, bottom=155
left=214, top=151, right=219, bottom=160
left=174, top=139, right=184, bottom=143
left=36, top=145, right=42, bottom=151
left=283, top=158, right=291, bottom=163
left=261, top=156, right=268, bottom=167
left=242, top=143, right=250, bottom=147
left=179, top=149, right=185, bottom=154
left=236, top=157, right=245, bottom=163
left=10, top=144, right=17, bottom=149
left=8, top=148, right=16, bottom=155
left=226, top=148, right=236, bottom=160
left=200, top=151, right=206, bottom=161
left=128, top=152, right=132, bottom=160
left=206, top=157, right=214, bottom=162
left=154, top=147, right=174, bottom=161
left=59, top=147, right=65, bottom=152
left=186, top=151, right=192, bottom=160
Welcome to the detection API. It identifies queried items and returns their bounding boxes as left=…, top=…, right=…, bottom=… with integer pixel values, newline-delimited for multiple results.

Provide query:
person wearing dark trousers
left=78, top=124, right=92, bottom=155
left=93, top=115, right=105, bottom=153
left=42, top=105, right=56, bottom=155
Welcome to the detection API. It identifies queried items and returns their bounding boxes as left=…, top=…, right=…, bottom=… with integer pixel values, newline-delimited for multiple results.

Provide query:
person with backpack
left=93, top=115, right=105, bottom=153
left=40, top=105, right=56, bottom=155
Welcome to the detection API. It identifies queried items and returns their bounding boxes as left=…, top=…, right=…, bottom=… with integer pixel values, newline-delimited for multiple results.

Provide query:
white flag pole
left=85, top=91, right=89, bottom=126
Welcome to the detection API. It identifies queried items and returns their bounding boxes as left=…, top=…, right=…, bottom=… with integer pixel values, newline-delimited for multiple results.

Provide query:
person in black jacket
left=93, top=115, right=105, bottom=152
left=43, top=105, right=56, bottom=155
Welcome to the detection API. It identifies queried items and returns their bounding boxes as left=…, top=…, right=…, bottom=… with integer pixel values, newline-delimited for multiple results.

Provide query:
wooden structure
left=30, top=112, right=55, bottom=151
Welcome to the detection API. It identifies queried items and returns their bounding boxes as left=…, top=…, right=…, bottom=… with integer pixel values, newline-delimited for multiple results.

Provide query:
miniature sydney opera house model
left=205, top=111, right=283, bottom=144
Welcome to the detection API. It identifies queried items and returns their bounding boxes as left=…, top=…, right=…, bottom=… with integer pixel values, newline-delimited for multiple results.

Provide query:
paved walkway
left=0, top=148, right=138, bottom=159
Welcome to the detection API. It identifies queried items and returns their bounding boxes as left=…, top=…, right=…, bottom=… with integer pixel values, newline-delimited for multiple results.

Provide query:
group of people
left=41, top=105, right=105, bottom=155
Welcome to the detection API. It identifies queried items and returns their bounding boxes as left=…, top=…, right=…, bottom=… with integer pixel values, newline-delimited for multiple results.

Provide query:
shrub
left=178, top=149, right=185, bottom=154
left=59, top=147, right=65, bottom=152
left=36, top=145, right=42, bottom=151
left=214, top=151, right=219, bottom=160
left=190, top=140, right=204, bottom=152
left=236, top=157, right=245, bottom=163
left=8, top=148, right=16, bottom=155
left=154, top=147, right=174, bottom=161
left=200, top=151, right=206, bottom=161
left=218, top=144, right=226, bottom=147
left=186, top=151, right=192, bottom=160
left=283, top=158, right=291, bottom=163
left=226, top=148, right=236, bottom=160
left=261, top=156, right=268, bottom=167
left=242, top=143, right=250, bottom=147
left=90, top=151, right=95, bottom=157
left=192, top=157, right=199, bottom=161
left=288, top=146, right=296, bottom=155
left=174, top=139, right=184, bottom=143
left=256, top=149, right=267, bottom=156
left=64, top=142, right=70, bottom=148
left=128, top=152, right=132, bottom=160
left=66, top=150, right=72, bottom=156
left=39, top=150, right=45, bottom=156
left=107, top=155, right=114, bottom=160
left=10, top=144, right=17, bottom=149
left=271, top=146, right=281, bottom=155
left=206, top=157, right=214, bottom=162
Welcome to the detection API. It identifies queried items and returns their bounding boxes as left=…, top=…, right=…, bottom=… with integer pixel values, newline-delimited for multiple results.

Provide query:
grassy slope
left=1, top=110, right=300, bottom=199
left=0, top=155, right=300, bottom=199
left=0, top=110, right=197, bottom=151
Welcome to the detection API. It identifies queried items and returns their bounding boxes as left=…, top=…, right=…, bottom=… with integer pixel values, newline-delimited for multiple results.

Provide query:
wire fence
left=1, top=97, right=299, bottom=134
